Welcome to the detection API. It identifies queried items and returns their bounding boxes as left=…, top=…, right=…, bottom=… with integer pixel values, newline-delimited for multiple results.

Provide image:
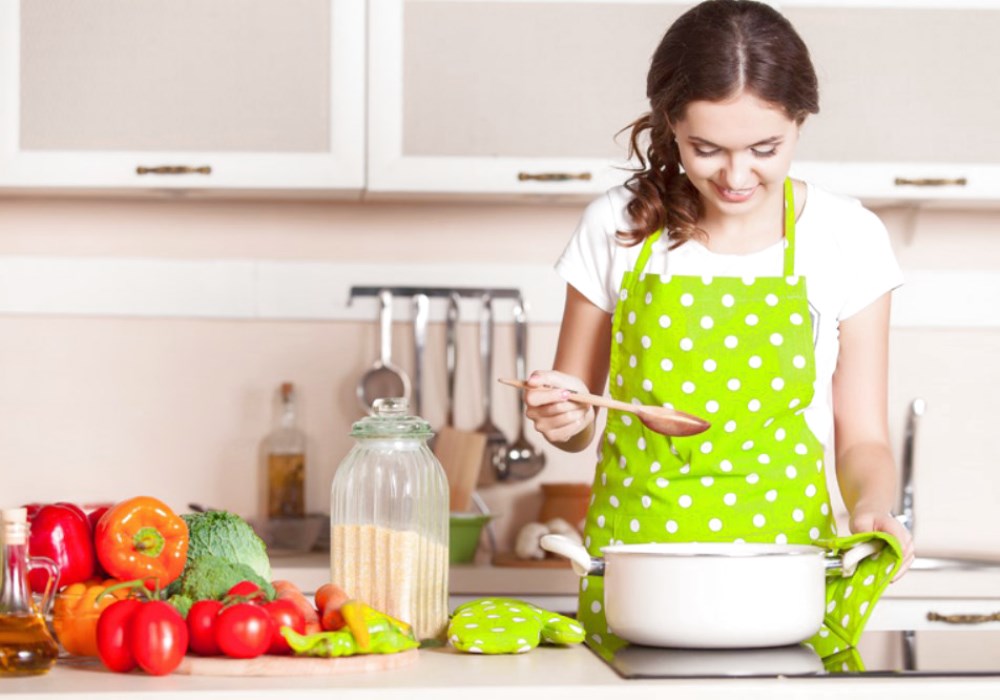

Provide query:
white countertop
left=6, top=644, right=1000, bottom=700
left=6, top=556, right=999, bottom=698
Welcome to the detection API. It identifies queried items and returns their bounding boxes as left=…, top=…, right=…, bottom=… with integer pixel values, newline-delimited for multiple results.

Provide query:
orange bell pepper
left=52, top=578, right=130, bottom=656
left=94, top=496, right=189, bottom=590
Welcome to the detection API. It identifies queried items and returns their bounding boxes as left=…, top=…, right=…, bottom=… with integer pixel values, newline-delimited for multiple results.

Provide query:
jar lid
left=351, top=397, right=432, bottom=438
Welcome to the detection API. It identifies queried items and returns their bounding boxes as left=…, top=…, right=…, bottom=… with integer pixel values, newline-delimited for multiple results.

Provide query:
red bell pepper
left=25, top=502, right=98, bottom=593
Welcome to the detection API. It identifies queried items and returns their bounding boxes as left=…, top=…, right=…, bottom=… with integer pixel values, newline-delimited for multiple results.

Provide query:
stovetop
left=589, top=629, right=1000, bottom=678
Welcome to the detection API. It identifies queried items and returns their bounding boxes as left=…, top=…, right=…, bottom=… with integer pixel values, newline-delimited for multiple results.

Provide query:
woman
left=523, top=0, right=915, bottom=638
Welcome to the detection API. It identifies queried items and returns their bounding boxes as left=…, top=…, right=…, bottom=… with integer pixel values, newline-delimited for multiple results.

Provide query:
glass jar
left=330, top=398, right=449, bottom=641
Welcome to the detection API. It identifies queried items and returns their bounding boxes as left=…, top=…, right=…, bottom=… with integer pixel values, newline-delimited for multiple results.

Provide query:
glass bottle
left=330, top=397, right=449, bottom=641
left=0, top=508, right=60, bottom=677
left=266, top=382, right=306, bottom=518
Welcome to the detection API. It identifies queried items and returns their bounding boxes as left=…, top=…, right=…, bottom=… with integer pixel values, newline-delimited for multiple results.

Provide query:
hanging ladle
left=498, top=378, right=710, bottom=438
left=357, top=289, right=411, bottom=413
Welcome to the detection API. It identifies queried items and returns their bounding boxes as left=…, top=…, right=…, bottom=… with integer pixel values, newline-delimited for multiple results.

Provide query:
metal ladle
left=357, top=289, right=411, bottom=413
left=497, top=298, right=546, bottom=480
left=475, top=293, right=509, bottom=482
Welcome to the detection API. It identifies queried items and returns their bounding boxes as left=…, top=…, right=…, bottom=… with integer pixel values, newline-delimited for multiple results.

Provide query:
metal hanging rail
left=348, top=286, right=522, bottom=303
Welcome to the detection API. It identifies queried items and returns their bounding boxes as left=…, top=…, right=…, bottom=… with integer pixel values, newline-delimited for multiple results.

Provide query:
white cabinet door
left=369, top=0, right=1000, bottom=204
left=368, top=0, right=685, bottom=199
left=786, top=1, right=1000, bottom=205
left=0, top=0, right=365, bottom=194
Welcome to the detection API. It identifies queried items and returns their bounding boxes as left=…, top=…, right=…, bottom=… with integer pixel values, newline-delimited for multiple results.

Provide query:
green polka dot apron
left=579, top=178, right=838, bottom=644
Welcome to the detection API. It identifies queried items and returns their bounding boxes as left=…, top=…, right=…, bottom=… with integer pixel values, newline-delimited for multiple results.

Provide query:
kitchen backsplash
left=0, top=196, right=998, bottom=556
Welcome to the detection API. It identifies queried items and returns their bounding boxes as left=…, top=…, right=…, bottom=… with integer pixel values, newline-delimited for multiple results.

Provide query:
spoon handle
left=497, top=378, right=641, bottom=416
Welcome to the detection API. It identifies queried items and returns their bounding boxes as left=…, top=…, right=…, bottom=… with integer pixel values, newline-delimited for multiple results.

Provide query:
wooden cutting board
left=433, top=425, right=486, bottom=512
left=176, top=649, right=418, bottom=676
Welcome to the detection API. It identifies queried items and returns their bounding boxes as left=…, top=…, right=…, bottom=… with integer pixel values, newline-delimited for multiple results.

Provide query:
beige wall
left=1, top=195, right=998, bottom=556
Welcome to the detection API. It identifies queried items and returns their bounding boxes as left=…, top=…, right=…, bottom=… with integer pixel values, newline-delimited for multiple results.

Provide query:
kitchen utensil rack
left=348, top=286, right=522, bottom=303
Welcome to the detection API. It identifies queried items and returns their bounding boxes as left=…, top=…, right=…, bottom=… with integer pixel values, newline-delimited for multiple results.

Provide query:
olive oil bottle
left=266, top=382, right=306, bottom=518
left=0, top=509, right=59, bottom=676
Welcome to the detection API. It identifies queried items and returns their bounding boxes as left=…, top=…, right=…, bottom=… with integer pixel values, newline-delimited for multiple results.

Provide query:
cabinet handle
left=517, top=171, right=592, bottom=182
left=135, top=165, right=212, bottom=176
left=894, top=177, right=967, bottom=187
left=927, top=611, right=1000, bottom=624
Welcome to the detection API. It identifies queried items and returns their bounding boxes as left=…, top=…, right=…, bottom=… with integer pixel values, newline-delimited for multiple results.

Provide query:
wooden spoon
left=498, top=378, right=710, bottom=438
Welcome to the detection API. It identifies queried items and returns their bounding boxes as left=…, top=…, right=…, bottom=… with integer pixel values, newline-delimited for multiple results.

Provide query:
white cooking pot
left=541, top=534, right=880, bottom=649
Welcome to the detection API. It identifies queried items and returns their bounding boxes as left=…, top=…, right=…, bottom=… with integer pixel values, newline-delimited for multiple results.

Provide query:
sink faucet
left=896, top=398, right=926, bottom=534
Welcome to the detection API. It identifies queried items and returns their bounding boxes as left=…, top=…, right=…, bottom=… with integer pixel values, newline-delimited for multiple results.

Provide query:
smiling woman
left=519, top=0, right=915, bottom=648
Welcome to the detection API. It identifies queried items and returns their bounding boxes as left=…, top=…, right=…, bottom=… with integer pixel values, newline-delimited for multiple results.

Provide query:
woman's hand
left=523, top=370, right=596, bottom=451
left=849, top=508, right=915, bottom=582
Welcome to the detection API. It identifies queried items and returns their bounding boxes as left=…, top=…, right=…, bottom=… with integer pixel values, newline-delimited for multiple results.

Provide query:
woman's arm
left=524, top=284, right=612, bottom=453
left=832, top=292, right=915, bottom=577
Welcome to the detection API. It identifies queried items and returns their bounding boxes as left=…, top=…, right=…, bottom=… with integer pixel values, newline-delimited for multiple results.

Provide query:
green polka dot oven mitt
left=805, top=531, right=903, bottom=664
left=448, top=597, right=586, bottom=654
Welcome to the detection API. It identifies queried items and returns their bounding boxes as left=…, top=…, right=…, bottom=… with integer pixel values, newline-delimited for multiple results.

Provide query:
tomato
left=263, top=599, right=306, bottom=655
left=226, top=581, right=264, bottom=603
left=96, top=598, right=143, bottom=673
left=186, top=600, right=224, bottom=656
left=215, top=603, right=273, bottom=659
left=129, top=601, right=188, bottom=676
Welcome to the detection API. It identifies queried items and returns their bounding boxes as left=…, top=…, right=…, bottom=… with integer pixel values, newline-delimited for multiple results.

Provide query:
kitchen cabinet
left=0, top=0, right=365, bottom=194
left=368, top=0, right=1000, bottom=204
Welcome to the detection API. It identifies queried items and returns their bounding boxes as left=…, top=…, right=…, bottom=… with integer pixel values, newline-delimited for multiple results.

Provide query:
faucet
left=895, top=398, right=925, bottom=533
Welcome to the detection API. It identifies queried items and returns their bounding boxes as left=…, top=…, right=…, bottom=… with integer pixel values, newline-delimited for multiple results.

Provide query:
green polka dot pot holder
left=448, top=597, right=585, bottom=654
left=805, top=532, right=903, bottom=662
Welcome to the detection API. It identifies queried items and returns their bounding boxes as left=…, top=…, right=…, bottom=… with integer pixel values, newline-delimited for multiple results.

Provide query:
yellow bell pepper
left=52, top=578, right=129, bottom=656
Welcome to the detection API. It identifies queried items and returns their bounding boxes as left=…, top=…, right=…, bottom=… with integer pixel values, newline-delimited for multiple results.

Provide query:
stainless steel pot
left=541, top=534, right=879, bottom=649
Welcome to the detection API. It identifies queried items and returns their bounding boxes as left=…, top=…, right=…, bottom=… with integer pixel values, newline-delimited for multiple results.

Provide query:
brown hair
left=619, top=0, right=819, bottom=248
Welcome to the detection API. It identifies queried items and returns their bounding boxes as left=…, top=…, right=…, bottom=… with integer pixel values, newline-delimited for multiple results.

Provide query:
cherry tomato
left=227, top=580, right=265, bottom=603
left=129, top=601, right=188, bottom=676
left=187, top=599, right=224, bottom=656
left=215, top=603, right=273, bottom=659
left=97, top=598, right=143, bottom=673
left=263, top=599, right=306, bottom=655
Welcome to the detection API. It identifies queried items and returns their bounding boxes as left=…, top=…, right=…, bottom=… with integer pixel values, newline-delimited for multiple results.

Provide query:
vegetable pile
left=28, top=494, right=418, bottom=676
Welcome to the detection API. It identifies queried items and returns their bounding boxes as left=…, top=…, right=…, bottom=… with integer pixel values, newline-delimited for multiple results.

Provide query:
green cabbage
left=166, top=510, right=272, bottom=599
left=180, top=510, right=271, bottom=582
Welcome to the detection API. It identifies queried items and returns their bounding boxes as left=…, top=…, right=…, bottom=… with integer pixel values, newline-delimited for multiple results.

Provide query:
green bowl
left=449, top=513, right=491, bottom=564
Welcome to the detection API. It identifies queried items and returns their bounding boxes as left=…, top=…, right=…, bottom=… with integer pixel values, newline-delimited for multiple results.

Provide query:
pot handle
left=826, top=540, right=884, bottom=577
left=540, top=534, right=604, bottom=577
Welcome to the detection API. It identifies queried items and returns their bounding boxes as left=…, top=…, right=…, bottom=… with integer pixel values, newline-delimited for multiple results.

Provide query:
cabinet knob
left=135, top=165, right=213, bottom=176
left=894, top=177, right=967, bottom=187
left=517, top=171, right=592, bottom=182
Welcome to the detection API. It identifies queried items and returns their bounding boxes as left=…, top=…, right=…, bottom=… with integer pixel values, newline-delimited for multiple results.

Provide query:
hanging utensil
left=496, top=297, right=546, bottom=480
left=432, top=292, right=486, bottom=511
left=356, top=289, right=411, bottom=414
left=498, top=378, right=710, bottom=437
left=411, top=293, right=429, bottom=417
left=476, top=294, right=509, bottom=483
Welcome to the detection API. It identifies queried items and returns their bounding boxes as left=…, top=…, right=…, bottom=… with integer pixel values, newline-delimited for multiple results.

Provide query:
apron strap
left=783, top=177, right=797, bottom=278
left=632, top=177, right=798, bottom=281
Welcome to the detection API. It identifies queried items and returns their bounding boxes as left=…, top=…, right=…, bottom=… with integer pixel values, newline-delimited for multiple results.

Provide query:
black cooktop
left=589, top=630, right=1000, bottom=678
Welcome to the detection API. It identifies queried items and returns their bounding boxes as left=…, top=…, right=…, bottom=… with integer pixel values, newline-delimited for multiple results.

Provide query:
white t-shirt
left=555, top=182, right=903, bottom=447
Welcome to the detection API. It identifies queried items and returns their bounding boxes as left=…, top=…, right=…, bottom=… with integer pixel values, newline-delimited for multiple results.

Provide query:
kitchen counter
left=5, top=643, right=1000, bottom=700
